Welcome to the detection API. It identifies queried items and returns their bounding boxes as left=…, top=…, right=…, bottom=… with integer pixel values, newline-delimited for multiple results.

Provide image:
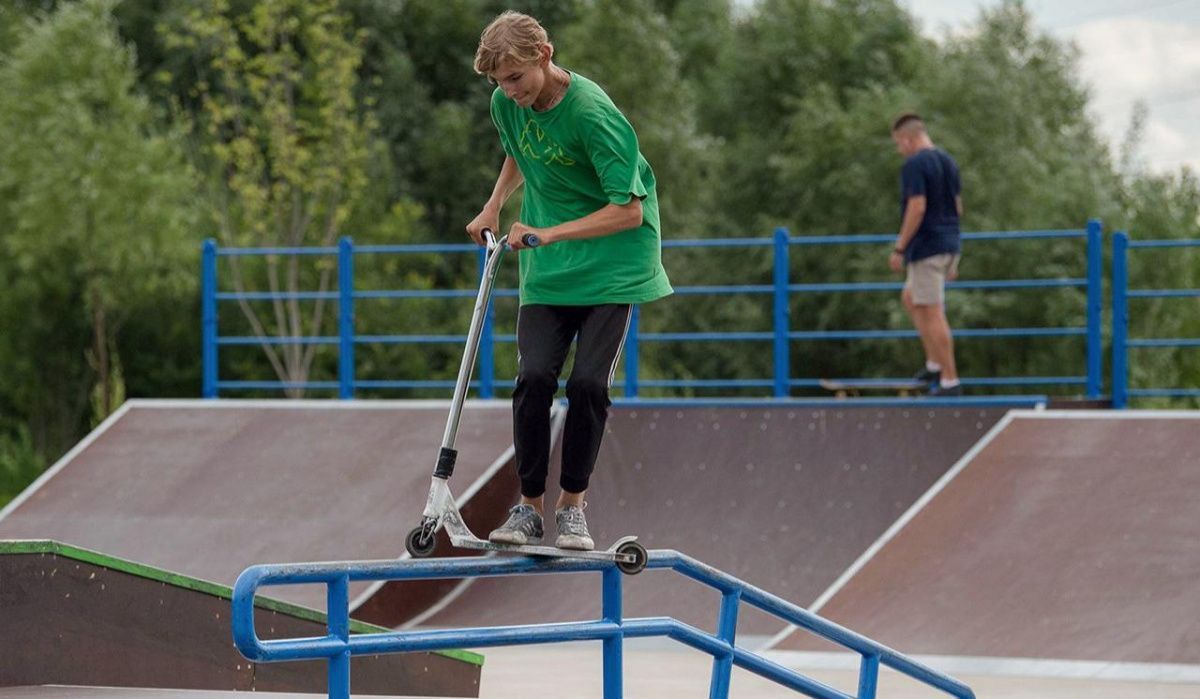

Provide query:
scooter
left=404, top=229, right=648, bottom=575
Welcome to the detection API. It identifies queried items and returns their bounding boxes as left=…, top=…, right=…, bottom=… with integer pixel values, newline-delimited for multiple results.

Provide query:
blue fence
left=232, top=551, right=975, bottom=699
left=201, top=221, right=1103, bottom=400
left=1111, top=232, right=1200, bottom=408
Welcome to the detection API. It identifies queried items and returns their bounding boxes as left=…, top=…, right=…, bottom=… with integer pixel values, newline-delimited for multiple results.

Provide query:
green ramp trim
left=0, top=539, right=484, bottom=666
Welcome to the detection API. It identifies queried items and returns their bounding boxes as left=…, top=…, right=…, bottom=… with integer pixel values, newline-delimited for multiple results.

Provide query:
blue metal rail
left=1110, top=232, right=1200, bottom=408
left=232, top=551, right=975, bottom=699
left=202, top=221, right=1103, bottom=400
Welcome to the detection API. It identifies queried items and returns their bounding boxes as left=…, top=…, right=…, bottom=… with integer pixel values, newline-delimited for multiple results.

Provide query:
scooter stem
left=440, top=229, right=507, bottom=455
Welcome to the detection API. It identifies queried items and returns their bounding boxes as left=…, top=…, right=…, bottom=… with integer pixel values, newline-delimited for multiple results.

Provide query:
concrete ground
left=471, top=644, right=1200, bottom=698
left=4, top=646, right=1196, bottom=699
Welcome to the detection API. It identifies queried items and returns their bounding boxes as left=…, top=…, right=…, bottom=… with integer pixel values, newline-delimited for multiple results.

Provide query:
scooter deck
left=447, top=534, right=641, bottom=565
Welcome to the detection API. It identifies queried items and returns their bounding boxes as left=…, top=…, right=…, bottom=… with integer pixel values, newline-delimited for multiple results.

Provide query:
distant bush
left=0, top=426, right=45, bottom=506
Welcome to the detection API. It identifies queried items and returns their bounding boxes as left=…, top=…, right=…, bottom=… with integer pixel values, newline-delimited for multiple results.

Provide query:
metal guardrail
left=232, top=551, right=975, bottom=699
left=202, top=221, right=1103, bottom=400
left=1111, top=232, right=1200, bottom=408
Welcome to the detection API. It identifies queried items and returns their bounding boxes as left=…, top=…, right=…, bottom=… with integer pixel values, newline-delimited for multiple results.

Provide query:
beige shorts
left=905, top=253, right=960, bottom=306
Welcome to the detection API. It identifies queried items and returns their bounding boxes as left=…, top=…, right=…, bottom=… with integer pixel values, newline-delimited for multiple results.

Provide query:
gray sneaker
left=555, top=504, right=595, bottom=551
left=488, top=504, right=544, bottom=545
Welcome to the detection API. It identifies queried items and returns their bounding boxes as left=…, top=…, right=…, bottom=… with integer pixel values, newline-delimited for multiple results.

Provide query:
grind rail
left=232, top=550, right=975, bottom=699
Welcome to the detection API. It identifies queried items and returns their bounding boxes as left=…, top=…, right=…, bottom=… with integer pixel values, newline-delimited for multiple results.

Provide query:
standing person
left=889, top=112, right=963, bottom=397
left=465, top=11, right=672, bottom=549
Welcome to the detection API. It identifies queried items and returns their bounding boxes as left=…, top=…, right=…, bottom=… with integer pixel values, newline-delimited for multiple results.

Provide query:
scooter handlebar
left=481, top=227, right=498, bottom=250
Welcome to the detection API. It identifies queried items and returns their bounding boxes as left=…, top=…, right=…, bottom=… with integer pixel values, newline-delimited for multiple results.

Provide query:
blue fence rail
left=232, top=551, right=975, bottom=699
left=1111, top=232, right=1200, bottom=408
left=202, top=221, right=1103, bottom=400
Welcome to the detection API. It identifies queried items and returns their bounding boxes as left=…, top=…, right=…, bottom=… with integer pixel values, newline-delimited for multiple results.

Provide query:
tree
left=165, top=0, right=373, bottom=396
left=1118, top=168, right=1200, bottom=406
left=0, top=0, right=197, bottom=454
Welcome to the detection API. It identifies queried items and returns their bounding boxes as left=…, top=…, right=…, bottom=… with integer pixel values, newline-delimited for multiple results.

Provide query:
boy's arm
left=889, top=194, right=926, bottom=271
left=894, top=195, right=926, bottom=250
left=510, top=199, right=642, bottom=249
left=509, top=106, right=648, bottom=249
left=488, top=156, right=525, bottom=209
left=467, top=156, right=524, bottom=245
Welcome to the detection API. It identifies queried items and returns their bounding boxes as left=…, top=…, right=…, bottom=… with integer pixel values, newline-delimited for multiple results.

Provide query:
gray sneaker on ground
left=488, top=504, right=544, bottom=546
left=555, top=504, right=595, bottom=551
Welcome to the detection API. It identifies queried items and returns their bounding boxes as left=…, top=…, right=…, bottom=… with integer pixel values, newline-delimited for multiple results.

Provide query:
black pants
left=513, top=303, right=632, bottom=498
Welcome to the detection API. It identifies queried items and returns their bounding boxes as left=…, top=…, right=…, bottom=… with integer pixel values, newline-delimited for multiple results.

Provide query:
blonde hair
left=474, top=11, right=551, bottom=75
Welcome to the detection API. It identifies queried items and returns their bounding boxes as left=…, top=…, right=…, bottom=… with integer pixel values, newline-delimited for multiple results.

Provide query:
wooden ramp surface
left=770, top=411, right=1200, bottom=664
left=0, top=541, right=480, bottom=696
left=418, top=406, right=1005, bottom=636
left=0, top=400, right=515, bottom=612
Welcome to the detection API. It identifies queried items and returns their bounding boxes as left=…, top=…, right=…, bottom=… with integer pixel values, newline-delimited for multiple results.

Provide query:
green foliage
left=165, top=0, right=374, bottom=395
left=0, top=425, right=45, bottom=506
left=0, top=0, right=197, bottom=461
left=3, top=0, right=1200, bottom=481
left=1118, top=169, right=1200, bottom=406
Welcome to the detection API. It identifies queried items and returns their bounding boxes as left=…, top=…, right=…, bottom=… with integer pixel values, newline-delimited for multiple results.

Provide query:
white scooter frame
left=404, top=229, right=647, bottom=575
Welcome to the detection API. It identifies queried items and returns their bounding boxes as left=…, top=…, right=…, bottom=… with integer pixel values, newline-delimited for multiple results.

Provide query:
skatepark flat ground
left=5, top=651, right=1197, bottom=699
left=472, top=644, right=1200, bottom=698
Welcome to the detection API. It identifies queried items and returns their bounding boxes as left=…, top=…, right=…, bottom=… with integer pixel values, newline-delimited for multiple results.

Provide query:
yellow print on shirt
left=519, top=120, right=575, bottom=167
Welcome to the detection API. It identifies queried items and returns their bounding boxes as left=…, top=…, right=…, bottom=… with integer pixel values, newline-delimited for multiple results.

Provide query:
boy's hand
left=466, top=210, right=499, bottom=246
left=508, top=222, right=545, bottom=250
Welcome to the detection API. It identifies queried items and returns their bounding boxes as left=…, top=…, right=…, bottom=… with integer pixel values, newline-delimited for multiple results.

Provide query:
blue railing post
left=858, top=654, right=880, bottom=699
left=201, top=239, right=219, bottom=399
left=601, top=566, right=623, bottom=699
left=772, top=227, right=791, bottom=398
left=327, top=573, right=351, bottom=699
left=477, top=246, right=496, bottom=398
left=338, top=237, right=356, bottom=399
left=1112, top=232, right=1129, bottom=409
left=709, top=589, right=741, bottom=699
left=1085, top=219, right=1103, bottom=398
left=624, top=306, right=640, bottom=399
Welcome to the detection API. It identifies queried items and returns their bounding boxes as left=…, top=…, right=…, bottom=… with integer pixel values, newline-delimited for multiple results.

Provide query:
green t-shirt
left=490, top=72, right=673, bottom=306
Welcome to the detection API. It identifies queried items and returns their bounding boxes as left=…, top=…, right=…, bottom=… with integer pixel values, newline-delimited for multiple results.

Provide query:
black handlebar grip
left=523, top=233, right=541, bottom=248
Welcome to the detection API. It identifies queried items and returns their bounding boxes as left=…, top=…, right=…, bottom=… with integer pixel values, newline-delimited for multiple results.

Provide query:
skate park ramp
left=0, top=691, right=454, bottom=698
left=413, top=405, right=1007, bottom=637
left=767, top=410, right=1200, bottom=667
left=0, top=540, right=481, bottom=696
left=0, top=399, right=518, bottom=613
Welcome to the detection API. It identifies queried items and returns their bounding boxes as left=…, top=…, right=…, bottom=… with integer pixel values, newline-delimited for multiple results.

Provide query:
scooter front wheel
left=405, top=525, right=437, bottom=557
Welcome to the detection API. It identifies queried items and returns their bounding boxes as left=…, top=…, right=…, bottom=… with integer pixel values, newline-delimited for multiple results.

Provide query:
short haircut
left=474, top=11, right=549, bottom=75
left=891, top=112, right=925, bottom=134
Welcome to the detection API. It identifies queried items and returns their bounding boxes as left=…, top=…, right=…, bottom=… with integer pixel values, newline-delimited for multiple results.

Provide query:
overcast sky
left=902, top=0, right=1200, bottom=173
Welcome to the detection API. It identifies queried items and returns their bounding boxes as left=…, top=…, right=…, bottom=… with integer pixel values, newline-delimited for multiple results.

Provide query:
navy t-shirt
left=900, top=148, right=961, bottom=262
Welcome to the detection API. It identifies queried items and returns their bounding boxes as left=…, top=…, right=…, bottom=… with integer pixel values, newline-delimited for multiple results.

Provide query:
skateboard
left=404, top=229, right=648, bottom=575
left=820, top=378, right=927, bottom=398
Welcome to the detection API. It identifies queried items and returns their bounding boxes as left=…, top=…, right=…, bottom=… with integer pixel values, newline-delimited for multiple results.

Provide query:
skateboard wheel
left=405, top=526, right=437, bottom=558
left=615, top=540, right=648, bottom=575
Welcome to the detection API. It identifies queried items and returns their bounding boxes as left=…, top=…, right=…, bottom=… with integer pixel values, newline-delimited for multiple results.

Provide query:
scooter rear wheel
left=615, top=540, right=648, bottom=575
